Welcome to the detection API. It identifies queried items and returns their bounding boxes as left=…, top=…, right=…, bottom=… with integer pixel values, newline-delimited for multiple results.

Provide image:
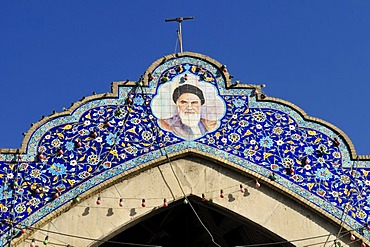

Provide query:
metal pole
left=178, top=21, right=183, bottom=53
left=165, top=16, right=194, bottom=53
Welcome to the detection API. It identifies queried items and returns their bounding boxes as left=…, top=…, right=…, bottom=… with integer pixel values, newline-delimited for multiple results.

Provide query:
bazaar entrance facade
left=1, top=53, right=369, bottom=247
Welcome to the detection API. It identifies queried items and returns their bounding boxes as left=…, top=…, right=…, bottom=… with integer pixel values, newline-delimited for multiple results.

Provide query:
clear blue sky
left=1, top=1, right=369, bottom=154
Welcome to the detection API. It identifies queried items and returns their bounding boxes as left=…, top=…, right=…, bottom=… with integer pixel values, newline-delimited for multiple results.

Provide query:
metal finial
left=165, top=16, right=194, bottom=53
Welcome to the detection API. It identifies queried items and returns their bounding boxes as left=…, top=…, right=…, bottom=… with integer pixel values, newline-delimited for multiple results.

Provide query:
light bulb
left=255, top=180, right=261, bottom=188
left=350, top=234, right=355, bottom=241
left=220, top=190, right=224, bottom=198
left=239, top=184, right=245, bottom=193
left=202, top=193, right=206, bottom=201
left=30, top=239, right=36, bottom=247
left=43, top=236, right=49, bottom=245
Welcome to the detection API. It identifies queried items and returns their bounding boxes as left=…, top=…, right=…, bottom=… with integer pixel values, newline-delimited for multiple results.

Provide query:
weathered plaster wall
left=22, top=158, right=351, bottom=247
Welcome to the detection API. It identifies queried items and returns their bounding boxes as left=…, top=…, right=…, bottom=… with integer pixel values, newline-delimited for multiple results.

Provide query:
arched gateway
left=1, top=52, right=370, bottom=247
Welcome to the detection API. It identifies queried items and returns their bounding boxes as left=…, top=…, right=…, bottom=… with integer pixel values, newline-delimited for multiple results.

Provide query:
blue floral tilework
left=0, top=55, right=370, bottom=245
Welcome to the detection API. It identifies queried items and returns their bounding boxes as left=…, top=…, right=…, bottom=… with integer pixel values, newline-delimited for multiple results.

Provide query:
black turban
left=172, top=84, right=205, bottom=105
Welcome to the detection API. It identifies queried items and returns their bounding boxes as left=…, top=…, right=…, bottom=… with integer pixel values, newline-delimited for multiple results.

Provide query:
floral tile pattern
left=0, top=54, right=369, bottom=245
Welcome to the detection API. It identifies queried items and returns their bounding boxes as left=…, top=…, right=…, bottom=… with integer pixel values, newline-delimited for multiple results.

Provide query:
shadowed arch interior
left=98, top=195, right=294, bottom=247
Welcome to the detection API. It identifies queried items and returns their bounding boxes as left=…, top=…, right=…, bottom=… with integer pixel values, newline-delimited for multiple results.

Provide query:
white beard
left=179, top=109, right=201, bottom=127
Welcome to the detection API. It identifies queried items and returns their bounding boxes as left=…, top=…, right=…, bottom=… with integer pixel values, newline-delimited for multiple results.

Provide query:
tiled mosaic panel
left=0, top=56, right=369, bottom=245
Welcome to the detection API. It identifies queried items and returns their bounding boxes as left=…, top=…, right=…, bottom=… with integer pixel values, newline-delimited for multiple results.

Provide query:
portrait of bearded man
left=151, top=72, right=225, bottom=140
left=158, top=84, right=217, bottom=140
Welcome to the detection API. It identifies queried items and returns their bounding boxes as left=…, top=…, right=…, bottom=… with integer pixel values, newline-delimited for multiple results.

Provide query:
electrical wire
left=174, top=31, right=179, bottom=54
left=322, top=201, right=349, bottom=247
left=302, top=226, right=361, bottom=247
left=137, top=86, right=222, bottom=247
left=324, top=158, right=366, bottom=247
left=233, top=225, right=365, bottom=247
left=166, top=158, right=221, bottom=247
left=21, top=222, right=367, bottom=247
left=23, top=226, right=163, bottom=247
left=26, top=237, right=67, bottom=246
left=7, top=153, right=22, bottom=247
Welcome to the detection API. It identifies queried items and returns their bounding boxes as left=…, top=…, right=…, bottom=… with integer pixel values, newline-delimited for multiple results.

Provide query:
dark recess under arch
left=100, top=195, right=294, bottom=247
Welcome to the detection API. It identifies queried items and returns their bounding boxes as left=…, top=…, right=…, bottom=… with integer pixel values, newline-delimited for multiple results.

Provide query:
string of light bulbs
left=73, top=178, right=259, bottom=207
left=23, top=226, right=164, bottom=247
left=235, top=225, right=368, bottom=247
left=20, top=222, right=368, bottom=247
